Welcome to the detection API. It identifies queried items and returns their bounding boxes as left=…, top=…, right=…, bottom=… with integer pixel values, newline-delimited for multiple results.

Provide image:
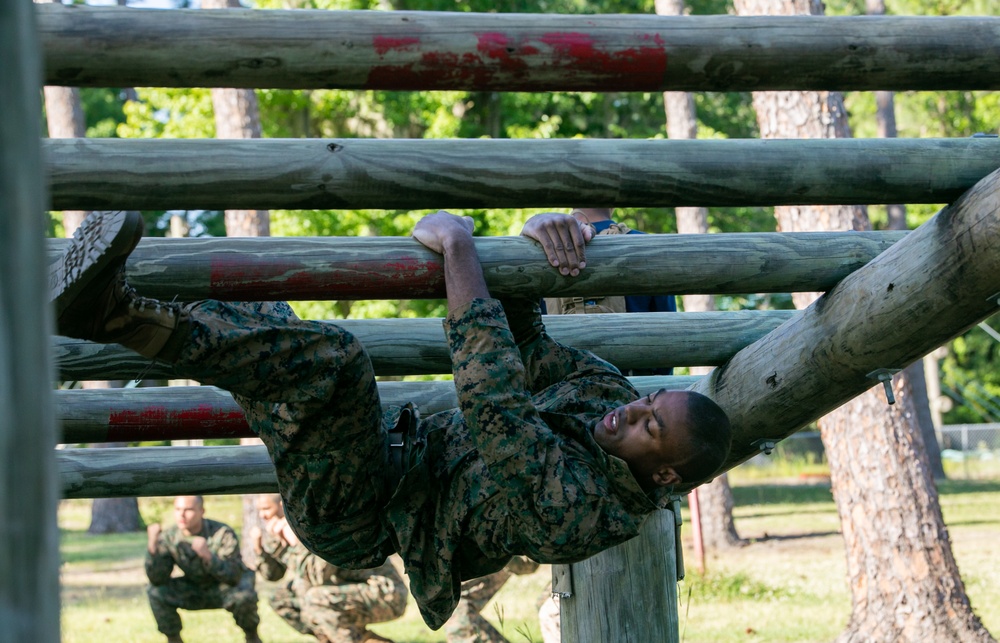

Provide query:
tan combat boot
left=50, top=211, right=185, bottom=361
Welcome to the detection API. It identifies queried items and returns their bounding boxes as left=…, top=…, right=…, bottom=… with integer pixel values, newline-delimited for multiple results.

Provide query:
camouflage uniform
left=256, top=531, right=406, bottom=642
left=145, top=518, right=259, bottom=637
left=168, top=297, right=669, bottom=630
left=443, top=556, right=540, bottom=643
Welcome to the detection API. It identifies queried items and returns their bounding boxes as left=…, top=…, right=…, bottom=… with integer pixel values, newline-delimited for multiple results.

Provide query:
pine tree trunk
left=735, top=0, right=991, bottom=639
left=658, top=0, right=746, bottom=552
left=866, top=0, right=945, bottom=480
left=203, top=0, right=271, bottom=566
left=44, top=77, right=145, bottom=534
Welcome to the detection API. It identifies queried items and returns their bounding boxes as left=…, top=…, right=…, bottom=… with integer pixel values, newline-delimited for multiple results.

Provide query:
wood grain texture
left=39, top=4, right=1000, bottom=91
left=52, top=311, right=794, bottom=379
left=1, top=0, right=61, bottom=638
left=44, top=138, right=1000, bottom=210
left=56, top=377, right=701, bottom=444
left=690, top=167, right=1000, bottom=489
left=561, top=509, right=679, bottom=643
left=47, top=231, right=906, bottom=301
left=58, top=445, right=277, bottom=499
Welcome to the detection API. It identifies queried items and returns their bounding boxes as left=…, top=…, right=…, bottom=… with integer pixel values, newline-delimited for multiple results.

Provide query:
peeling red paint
left=364, top=31, right=667, bottom=91
left=208, top=256, right=444, bottom=301
left=373, top=36, right=421, bottom=56
left=107, top=405, right=250, bottom=441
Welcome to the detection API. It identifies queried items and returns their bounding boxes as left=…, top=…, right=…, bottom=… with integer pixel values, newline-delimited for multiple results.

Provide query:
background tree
left=657, top=0, right=746, bottom=554
left=42, top=0, right=143, bottom=533
left=866, top=0, right=946, bottom=480
left=733, top=0, right=992, bottom=640
left=202, top=0, right=272, bottom=566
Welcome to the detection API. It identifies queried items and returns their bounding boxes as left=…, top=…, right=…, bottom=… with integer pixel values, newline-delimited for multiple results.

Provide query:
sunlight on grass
left=58, top=482, right=1000, bottom=643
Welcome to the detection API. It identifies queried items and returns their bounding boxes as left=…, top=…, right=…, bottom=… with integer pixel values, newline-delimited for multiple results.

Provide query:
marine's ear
left=652, top=467, right=681, bottom=488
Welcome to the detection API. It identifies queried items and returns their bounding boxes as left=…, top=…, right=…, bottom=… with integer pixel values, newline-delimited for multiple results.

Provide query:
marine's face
left=592, top=389, right=695, bottom=488
left=257, top=497, right=282, bottom=523
left=174, top=496, right=205, bottom=536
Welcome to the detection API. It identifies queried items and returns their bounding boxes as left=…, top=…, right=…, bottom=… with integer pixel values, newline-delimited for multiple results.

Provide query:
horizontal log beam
left=48, top=231, right=905, bottom=301
left=39, top=5, right=1000, bottom=91
left=45, top=138, right=1000, bottom=210
left=57, top=377, right=699, bottom=444
left=692, top=167, right=1000, bottom=489
left=58, top=445, right=277, bottom=499
left=53, top=311, right=795, bottom=379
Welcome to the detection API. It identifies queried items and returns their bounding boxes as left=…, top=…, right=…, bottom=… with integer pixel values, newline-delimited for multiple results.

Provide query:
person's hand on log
left=521, top=212, right=594, bottom=277
left=412, top=210, right=476, bottom=256
left=147, top=523, right=162, bottom=555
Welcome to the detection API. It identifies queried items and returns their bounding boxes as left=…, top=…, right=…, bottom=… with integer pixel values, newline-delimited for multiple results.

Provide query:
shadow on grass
left=732, top=478, right=1000, bottom=509
left=62, top=583, right=146, bottom=605
left=748, top=530, right=841, bottom=543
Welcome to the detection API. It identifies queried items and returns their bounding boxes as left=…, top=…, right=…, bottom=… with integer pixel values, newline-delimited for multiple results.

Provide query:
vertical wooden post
left=0, top=0, right=60, bottom=640
left=560, top=508, right=679, bottom=643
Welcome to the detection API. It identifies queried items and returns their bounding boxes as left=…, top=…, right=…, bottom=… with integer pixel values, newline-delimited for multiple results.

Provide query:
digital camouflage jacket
left=384, top=298, right=669, bottom=629
left=145, top=518, right=249, bottom=588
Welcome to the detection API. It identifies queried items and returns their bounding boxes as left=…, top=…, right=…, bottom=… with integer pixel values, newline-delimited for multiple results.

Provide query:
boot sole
left=50, top=211, right=144, bottom=319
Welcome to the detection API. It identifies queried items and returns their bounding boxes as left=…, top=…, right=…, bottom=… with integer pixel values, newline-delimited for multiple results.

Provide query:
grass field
left=59, top=479, right=1000, bottom=643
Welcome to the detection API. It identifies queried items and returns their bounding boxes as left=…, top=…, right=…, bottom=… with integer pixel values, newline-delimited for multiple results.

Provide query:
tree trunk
left=41, top=83, right=87, bottom=235
left=734, top=0, right=991, bottom=640
left=867, top=0, right=945, bottom=481
left=203, top=0, right=270, bottom=566
left=44, top=73, right=145, bottom=534
left=657, top=0, right=746, bottom=553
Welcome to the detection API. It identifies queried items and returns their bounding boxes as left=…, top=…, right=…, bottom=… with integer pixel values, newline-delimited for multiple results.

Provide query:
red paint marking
left=208, top=255, right=444, bottom=301
left=373, top=36, right=421, bottom=56
left=365, top=31, right=666, bottom=91
left=107, top=405, right=251, bottom=441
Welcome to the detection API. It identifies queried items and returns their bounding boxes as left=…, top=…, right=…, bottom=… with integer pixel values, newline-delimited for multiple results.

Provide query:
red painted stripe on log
left=106, top=405, right=250, bottom=441
left=364, top=31, right=666, bottom=91
left=208, top=255, right=444, bottom=300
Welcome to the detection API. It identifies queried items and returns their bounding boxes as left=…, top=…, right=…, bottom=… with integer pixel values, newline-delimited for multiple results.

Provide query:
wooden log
left=39, top=4, right=1000, bottom=91
left=47, top=231, right=906, bottom=301
left=56, top=377, right=701, bottom=444
left=58, top=445, right=277, bottom=499
left=692, top=167, right=1000, bottom=489
left=45, top=138, right=1000, bottom=210
left=52, top=311, right=794, bottom=380
left=0, top=0, right=61, bottom=639
left=560, top=509, right=679, bottom=643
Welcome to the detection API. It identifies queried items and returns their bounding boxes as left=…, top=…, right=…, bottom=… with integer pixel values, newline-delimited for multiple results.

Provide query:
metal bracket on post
left=551, top=563, right=573, bottom=599
left=671, top=497, right=685, bottom=581
left=751, top=438, right=776, bottom=455
left=867, top=368, right=902, bottom=405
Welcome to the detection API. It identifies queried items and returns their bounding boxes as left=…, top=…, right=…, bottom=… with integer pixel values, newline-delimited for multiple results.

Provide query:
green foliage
left=681, top=570, right=792, bottom=602
left=939, top=311, right=1000, bottom=425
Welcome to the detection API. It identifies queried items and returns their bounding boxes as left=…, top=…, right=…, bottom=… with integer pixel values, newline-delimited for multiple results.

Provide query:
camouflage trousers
left=444, top=557, right=540, bottom=643
left=172, top=300, right=396, bottom=569
left=147, top=572, right=259, bottom=636
left=269, top=575, right=407, bottom=643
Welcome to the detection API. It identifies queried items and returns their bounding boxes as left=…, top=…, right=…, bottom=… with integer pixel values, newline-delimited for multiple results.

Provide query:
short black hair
left=674, top=392, right=732, bottom=486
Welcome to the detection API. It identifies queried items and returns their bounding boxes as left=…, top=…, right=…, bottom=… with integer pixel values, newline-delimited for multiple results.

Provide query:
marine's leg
left=220, top=571, right=262, bottom=643
left=51, top=211, right=393, bottom=565
left=147, top=578, right=203, bottom=638
left=268, top=586, right=311, bottom=635
left=302, top=569, right=407, bottom=643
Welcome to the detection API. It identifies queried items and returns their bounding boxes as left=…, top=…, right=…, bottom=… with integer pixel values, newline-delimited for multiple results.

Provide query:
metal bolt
left=867, top=368, right=902, bottom=405
left=751, top=439, right=776, bottom=455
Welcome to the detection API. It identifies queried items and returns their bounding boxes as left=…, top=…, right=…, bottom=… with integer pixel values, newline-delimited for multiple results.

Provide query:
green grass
left=57, top=482, right=1000, bottom=643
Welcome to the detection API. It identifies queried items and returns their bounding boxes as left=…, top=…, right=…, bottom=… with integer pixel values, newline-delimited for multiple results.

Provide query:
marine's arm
left=144, top=523, right=175, bottom=586
left=201, top=522, right=248, bottom=586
